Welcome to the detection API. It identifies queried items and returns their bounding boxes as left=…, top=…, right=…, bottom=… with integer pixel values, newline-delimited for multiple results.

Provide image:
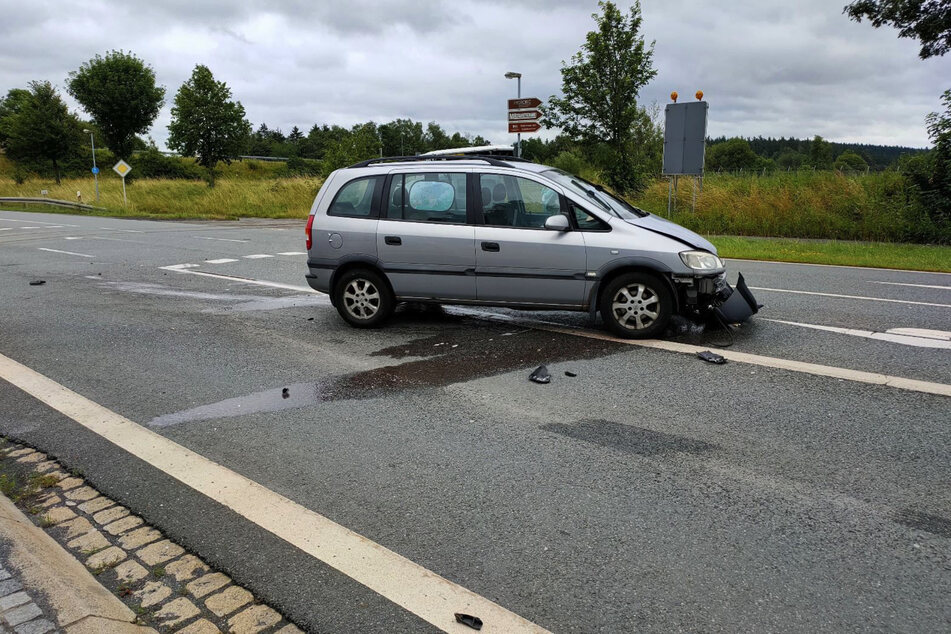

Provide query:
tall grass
left=634, top=170, right=944, bottom=243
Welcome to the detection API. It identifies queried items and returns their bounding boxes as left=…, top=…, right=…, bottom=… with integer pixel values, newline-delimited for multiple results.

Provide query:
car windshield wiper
left=570, top=179, right=615, bottom=215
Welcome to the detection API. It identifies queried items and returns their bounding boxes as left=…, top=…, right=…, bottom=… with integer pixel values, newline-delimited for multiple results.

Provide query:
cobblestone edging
left=0, top=562, right=58, bottom=634
left=0, top=441, right=302, bottom=634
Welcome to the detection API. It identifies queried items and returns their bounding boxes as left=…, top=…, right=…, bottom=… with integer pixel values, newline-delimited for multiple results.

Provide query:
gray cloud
left=0, top=0, right=946, bottom=148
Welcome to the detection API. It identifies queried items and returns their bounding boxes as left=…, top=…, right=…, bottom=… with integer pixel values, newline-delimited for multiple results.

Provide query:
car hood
left=624, top=214, right=717, bottom=254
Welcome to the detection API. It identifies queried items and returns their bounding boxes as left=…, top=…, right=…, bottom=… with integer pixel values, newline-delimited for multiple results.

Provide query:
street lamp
left=82, top=129, right=100, bottom=202
left=504, top=71, right=522, bottom=157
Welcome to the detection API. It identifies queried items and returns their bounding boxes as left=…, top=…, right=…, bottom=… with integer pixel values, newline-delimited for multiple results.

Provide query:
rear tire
left=333, top=269, right=394, bottom=328
left=600, top=272, right=673, bottom=339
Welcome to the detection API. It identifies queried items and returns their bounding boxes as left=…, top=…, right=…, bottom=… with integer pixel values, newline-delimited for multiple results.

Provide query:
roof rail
left=346, top=155, right=523, bottom=169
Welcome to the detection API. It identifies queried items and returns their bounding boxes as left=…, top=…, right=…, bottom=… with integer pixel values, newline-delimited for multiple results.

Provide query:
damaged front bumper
left=675, top=271, right=762, bottom=323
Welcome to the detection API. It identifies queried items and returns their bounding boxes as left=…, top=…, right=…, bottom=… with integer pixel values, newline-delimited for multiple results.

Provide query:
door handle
left=481, top=242, right=500, bottom=252
left=384, top=236, right=402, bottom=246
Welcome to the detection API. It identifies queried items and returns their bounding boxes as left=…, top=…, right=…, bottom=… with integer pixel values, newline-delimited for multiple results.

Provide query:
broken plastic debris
left=29, top=280, right=46, bottom=286
left=454, top=613, right=483, bottom=630
left=529, top=365, right=551, bottom=384
left=697, top=350, right=726, bottom=364
left=281, top=387, right=290, bottom=399
left=564, top=371, right=578, bottom=377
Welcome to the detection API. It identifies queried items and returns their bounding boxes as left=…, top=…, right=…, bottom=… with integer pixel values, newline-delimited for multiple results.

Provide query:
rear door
left=474, top=173, right=587, bottom=307
left=376, top=170, right=477, bottom=300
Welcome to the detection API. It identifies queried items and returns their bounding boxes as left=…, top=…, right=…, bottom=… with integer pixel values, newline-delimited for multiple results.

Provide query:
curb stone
left=0, top=440, right=305, bottom=634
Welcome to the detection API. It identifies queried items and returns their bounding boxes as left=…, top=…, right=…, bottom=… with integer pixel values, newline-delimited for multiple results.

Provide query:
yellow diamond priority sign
left=112, top=160, right=132, bottom=177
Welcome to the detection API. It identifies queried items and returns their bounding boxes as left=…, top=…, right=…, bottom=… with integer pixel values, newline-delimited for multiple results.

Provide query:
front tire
left=333, top=269, right=394, bottom=328
left=600, top=272, right=673, bottom=338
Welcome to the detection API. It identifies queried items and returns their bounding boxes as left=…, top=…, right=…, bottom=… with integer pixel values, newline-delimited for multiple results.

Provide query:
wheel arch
left=591, top=260, right=680, bottom=314
left=329, top=257, right=394, bottom=307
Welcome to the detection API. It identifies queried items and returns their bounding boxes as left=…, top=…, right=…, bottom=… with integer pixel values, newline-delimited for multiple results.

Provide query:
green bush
left=134, top=149, right=203, bottom=180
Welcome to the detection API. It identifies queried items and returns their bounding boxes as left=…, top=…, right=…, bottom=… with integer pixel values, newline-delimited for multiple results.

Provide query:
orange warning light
left=696, top=90, right=704, bottom=101
left=670, top=91, right=678, bottom=103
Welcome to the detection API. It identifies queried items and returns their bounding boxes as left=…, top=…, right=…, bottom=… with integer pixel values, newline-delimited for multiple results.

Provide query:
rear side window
left=386, top=173, right=467, bottom=223
left=479, top=174, right=563, bottom=229
left=328, top=176, right=380, bottom=218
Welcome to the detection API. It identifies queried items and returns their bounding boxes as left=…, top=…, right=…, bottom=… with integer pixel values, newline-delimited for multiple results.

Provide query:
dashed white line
left=0, top=353, right=547, bottom=634
left=160, top=267, right=317, bottom=293
left=0, top=218, right=78, bottom=227
left=726, top=257, right=951, bottom=276
left=243, top=254, right=273, bottom=259
left=0, top=228, right=12, bottom=232
left=160, top=263, right=201, bottom=270
left=205, top=258, right=238, bottom=264
left=37, top=247, right=94, bottom=258
left=870, top=281, right=951, bottom=291
left=762, top=318, right=951, bottom=350
left=749, top=286, right=951, bottom=308
left=19, top=226, right=42, bottom=229
left=196, top=236, right=249, bottom=243
left=277, top=251, right=306, bottom=256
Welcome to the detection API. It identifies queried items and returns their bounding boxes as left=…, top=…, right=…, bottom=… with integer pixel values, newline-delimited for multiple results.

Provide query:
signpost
left=662, top=97, right=708, bottom=216
left=113, top=160, right=132, bottom=206
left=507, top=97, right=543, bottom=152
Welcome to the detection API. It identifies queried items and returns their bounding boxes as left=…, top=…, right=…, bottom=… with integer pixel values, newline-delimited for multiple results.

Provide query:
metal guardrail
left=0, top=197, right=106, bottom=212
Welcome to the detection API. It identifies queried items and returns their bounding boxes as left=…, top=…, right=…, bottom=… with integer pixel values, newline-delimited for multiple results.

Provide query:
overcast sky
left=1, top=0, right=947, bottom=149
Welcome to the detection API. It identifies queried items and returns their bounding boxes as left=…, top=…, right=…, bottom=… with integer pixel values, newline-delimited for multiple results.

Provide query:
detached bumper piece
left=715, top=273, right=761, bottom=323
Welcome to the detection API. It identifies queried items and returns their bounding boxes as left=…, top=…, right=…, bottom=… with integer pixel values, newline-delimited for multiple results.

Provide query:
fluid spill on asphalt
left=148, top=323, right=627, bottom=427
left=541, top=419, right=717, bottom=456
left=894, top=508, right=951, bottom=538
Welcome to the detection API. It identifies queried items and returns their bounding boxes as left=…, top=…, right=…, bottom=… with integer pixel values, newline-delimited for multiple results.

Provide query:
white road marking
left=104, top=228, right=143, bottom=233
left=886, top=328, right=951, bottom=341
left=749, top=286, right=951, bottom=308
left=0, top=228, right=12, bottom=232
left=448, top=307, right=951, bottom=397
left=63, top=237, right=82, bottom=240
left=0, top=218, right=78, bottom=227
left=161, top=263, right=201, bottom=270
left=870, top=281, right=951, bottom=291
left=205, top=258, right=238, bottom=264
left=277, top=251, right=306, bottom=256
left=726, top=257, right=951, bottom=276
left=159, top=267, right=318, bottom=294
left=0, top=353, right=548, bottom=634
left=19, top=226, right=42, bottom=229
left=37, top=247, right=94, bottom=258
left=243, top=254, right=274, bottom=259
left=196, top=236, right=249, bottom=243
left=762, top=319, right=951, bottom=350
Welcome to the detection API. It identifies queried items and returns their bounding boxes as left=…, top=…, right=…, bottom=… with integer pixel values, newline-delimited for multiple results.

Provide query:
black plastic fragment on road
left=529, top=365, right=551, bottom=384
left=281, top=387, right=290, bottom=399
left=564, top=370, right=578, bottom=377
left=697, top=350, right=726, bottom=364
left=454, top=613, right=483, bottom=630
left=29, top=280, right=46, bottom=286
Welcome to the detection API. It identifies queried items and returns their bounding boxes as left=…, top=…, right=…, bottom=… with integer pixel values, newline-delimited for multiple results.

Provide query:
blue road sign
left=91, top=167, right=100, bottom=175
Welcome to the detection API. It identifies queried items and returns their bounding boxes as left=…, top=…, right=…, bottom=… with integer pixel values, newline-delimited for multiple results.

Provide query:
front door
left=474, top=173, right=586, bottom=307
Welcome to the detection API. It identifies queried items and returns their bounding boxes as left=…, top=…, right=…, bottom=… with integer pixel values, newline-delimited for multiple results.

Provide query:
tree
left=0, top=82, right=82, bottom=183
left=921, top=89, right=951, bottom=229
left=844, top=1, right=951, bottom=59
left=545, top=1, right=657, bottom=193
left=167, top=65, right=251, bottom=185
left=67, top=50, right=164, bottom=160
left=705, top=138, right=763, bottom=172
left=807, top=135, right=834, bottom=169
left=834, top=150, right=869, bottom=171
left=321, top=122, right=381, bottom=173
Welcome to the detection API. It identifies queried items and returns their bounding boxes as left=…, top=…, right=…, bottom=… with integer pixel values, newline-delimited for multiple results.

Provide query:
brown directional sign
left=509, top=121, right=542, bottom=134
left=508, top=110, right=542, bottom=122
left=508, top=97, right=542, bottom=110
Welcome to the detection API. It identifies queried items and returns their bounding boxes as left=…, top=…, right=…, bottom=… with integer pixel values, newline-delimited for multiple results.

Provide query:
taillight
left=305, top=214, right=314, bottom=250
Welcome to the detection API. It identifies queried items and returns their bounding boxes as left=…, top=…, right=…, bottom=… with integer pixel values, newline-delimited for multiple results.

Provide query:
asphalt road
left=0, top=209, right=948, bottom=633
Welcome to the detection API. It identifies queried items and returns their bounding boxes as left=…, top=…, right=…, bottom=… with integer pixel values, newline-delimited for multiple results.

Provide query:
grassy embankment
left=1, top=157, right=948, bottom=271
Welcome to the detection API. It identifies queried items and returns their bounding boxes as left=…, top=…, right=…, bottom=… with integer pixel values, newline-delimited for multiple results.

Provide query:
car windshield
left=541, top=169, right=648, bottom=219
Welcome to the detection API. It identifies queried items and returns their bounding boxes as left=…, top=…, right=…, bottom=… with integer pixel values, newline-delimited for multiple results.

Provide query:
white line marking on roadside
left=0, top=353, right=548, bottom=634
left=870, top=281, right=951, bottom=291
left=160, top=267, right=318, bottom=294
left=160, top=263, right=201, bottom=270
left=243, top=254, right=273, bottom=259
left=448, top=307, right=951, bottom=397
left=0, top=218, right=79, bottom=227
left=762, top=318, right=951, bottom=350
left=725, top=257, right=951, bottom=276
left=886, top=328, right=951, bottom=341
left=196, top=236, right=249, bottom=243
left=19, top=226, right=42, bottom=229
left=0, top=228, right=12, bottom=231
left=749, top=286, right=951, bottom=308
left=37, top=247, right=94, bottom=258
left=63, top=237, right=82, bottom=240
left=205, top=258, right=238, bottom=264
left=277, top=251, right=306, bottom=256
left=103, top=228, right=143, bottom=233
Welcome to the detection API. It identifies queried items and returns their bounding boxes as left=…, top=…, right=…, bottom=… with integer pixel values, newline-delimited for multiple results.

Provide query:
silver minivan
left=304, top=155, right=759, bottom=338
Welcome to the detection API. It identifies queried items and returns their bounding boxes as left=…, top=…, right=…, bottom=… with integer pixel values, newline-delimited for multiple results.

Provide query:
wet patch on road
left=148, top=323, right=626, bottom=427
left=894, top=508, right=951, bottom=538
left=541, top=419, right=717, bottom=456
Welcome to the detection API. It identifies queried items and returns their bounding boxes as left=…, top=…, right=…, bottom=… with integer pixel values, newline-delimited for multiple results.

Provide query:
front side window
left=386, top=173, right=467, bottom=223
left=571, top=202, right=611, bottom=231
left=328, top=177, right=379, bottom=218
left=479, top=174, right=563, bottom=228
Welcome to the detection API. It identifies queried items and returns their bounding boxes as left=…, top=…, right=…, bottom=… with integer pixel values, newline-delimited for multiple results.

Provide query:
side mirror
left=544, top=214, right=570, bottom=231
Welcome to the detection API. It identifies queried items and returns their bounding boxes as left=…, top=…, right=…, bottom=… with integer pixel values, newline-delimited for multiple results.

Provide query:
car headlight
left=679, top=250, right=724, bottom=271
